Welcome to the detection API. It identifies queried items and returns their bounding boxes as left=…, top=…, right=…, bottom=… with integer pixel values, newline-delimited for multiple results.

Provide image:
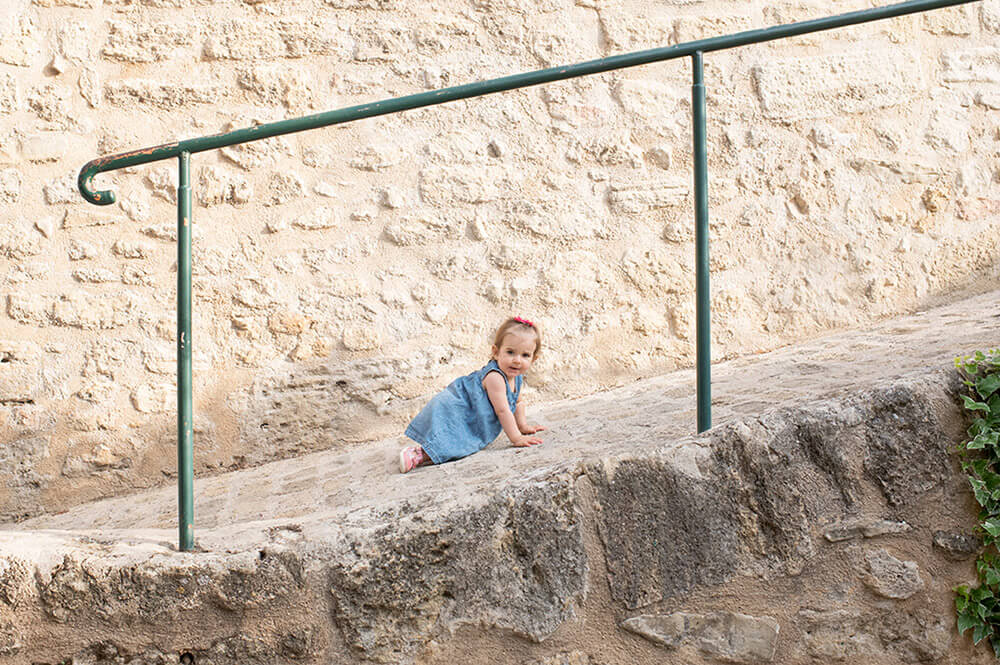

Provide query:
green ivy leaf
left=963, top=395, right=991, bottom=413
left=978, top=374, right=1000, bottom=399
left=983, top=519, right=1000, bottom=539
left=959, top=610, right=979, bottom=634
left=974, top=622, right=992, bottom=645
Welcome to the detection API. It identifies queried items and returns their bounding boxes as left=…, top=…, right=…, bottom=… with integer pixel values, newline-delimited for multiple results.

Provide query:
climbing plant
left=955, top=349, right=1000, bottom=657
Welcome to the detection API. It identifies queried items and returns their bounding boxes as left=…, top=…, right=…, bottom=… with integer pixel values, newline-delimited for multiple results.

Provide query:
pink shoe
left=399, top=446, right=430, bottom=473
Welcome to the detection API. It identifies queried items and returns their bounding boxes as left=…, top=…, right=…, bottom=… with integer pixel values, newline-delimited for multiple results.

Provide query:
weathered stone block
left=753, top=51, right=921, bottom=122
left=104, top=80, right=227, bottom=110
left=102, top=20, right=198, bottom=63
left=0, top=5, right=40, bottom=67
left=203, top=19, right=345, bottom=60
left=0, top=73, right=16, bottom=114
left=0, top=169, right=21, bottom=203
left=608, top=181, right=688, bottom=215
left=327, top=480, right=586, bottom=662
left=940, top=48, right=1000, bottom=83
left=858, top=547, right=924, bottom=599
left=622, top=611, right=779, bottom=663
left=198, top=166, right=252, bottom=206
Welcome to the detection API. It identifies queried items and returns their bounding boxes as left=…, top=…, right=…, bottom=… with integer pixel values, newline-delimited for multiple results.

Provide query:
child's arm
left=483, top=373, right=542, bottom=447
left=514, top=402, right=545, bottom=435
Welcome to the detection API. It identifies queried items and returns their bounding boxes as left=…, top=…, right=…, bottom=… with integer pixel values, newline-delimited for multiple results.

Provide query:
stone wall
left=1, top=0, right=999, bottom=520
left=2, top=368, right=987, bottom=664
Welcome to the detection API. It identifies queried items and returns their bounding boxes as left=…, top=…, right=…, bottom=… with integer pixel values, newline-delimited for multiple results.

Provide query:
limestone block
left=111, top=240, right=152, bottom=260
left=130, top=382, right=174, bottom=413
left=420, top=166, right=501, bottom=205
left=145, top=166, right=177, bottom=203
left=350, top=144, right=406, bottom=172
left=237, top=64, right=314, bottom=109
left=351, top=19, right=411, bottom=62
left=542, top=250, right=614, bottom=303
left=327, top=481, right=586, bottom=662
left=7, top=294, right=52, bottom=327
left=28, top=83, right=75, bottom=127
left=940, top=48, right=1000, bottom=83
left=528, top=9, right=602, bottom=66
left=922, top=4, right=975, bottom=35
left=34, top=217, right=55, bottom=239
left=752, top=51, right=920, bottom=122
left=51, top=292, right=147, bottom=330
left=34, top=0, right=97, bottom=6
left=0, top=222, right=41, bottom=259
left=608, top=181, right=688, bottom=215
left=264, top=172, right=304, bottom=206
left=0, top=5, right=40, bottom=67
left=924, top=110, right=970, bottom=153
left=931, top=530, right=979, bottom=560
left=20, top=132, right=85, bottom=163
left=56, top=22, right=91, bottom=62
left=268, top=310, right=310, bottom=335
left=198, top=166, right=253, bottom=206
left=613, top=79, right=680, bottom=119
left=0, top=556, right=32, bottom=607
left=78, top=66, right=100, bottom=108
left=62, top=209, right=118, bottom=229
left=796, top=609, right=878, bottom=659
left=523, top=653, right=599, bottom=665
left=0, top=341, right=43, bottom=402
left=674, top=14, right=754, bottom=42
left=102, top=20, right=198, bottom=63
left=384, top=215, right=456, bottom=245
left=203, top=19, right=345, bottom=60
left=72, top=268, right=118, bottom=284
left=858, top=547, right=924, bottom=599
left=0, top=169, right=21, bottom=203
left=75, top=381, right=116, bottom=404
left=121, top=266, right=154, bottom=286
left=342, top=322, right=383, bottom=351
left=221, top=136, right=292, bottom=171
left=325, top=0, right=398, bottom=6
left=39, top=548, right=304, bottom=624
left=823, top=518, right=911, bottom=542
left=302, top=145, right=339, bottom=169
left=986, top=1, right=1000, bottom=33
left=290, top=206, right=338, bottom=230
left=0, top=73, right=16, bottom=114
left=796, top=607, right=950, bottom=662
left=621, top=246, right=692, bottom=297
left=104, top=80, right=227, bottom=110
left=622, top=612, right=780, bottom=663
left=504, top=199, right=606, bottom=240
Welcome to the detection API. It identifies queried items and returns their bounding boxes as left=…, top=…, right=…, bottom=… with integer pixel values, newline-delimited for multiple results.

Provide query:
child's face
left=491, top=331, right=537, bottom=380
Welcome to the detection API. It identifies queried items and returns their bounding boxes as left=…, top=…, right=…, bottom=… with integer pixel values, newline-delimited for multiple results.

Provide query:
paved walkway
left=10, top=289, right=1000, bottom=541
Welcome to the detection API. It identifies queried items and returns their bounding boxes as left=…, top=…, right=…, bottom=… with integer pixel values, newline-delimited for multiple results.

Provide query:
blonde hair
left=491, top=317, right=541, bottom=359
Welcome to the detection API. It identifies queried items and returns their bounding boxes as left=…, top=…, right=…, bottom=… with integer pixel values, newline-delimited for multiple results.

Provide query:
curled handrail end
left=78, top=164, right=116, bottom=206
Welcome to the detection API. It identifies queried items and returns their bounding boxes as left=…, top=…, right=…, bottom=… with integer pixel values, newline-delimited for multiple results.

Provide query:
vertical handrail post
left=692, top=52, right=711, bottom=433
left=177, top=151, right=194, bottom=551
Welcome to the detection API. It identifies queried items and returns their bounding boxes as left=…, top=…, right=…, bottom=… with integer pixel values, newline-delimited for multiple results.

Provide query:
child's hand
left=519, top=424, right=546, bottom=435
left=512, top=434, right=543, bottom=447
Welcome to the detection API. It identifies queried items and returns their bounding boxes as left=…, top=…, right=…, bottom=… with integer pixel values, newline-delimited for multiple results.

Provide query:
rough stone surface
left=1, top=327, right=987, bottom=664
left=859, top=547, right=925, bottom=599
left=622, top=611, right=779, bottom=663
left=1, top=4, right=999, bottom=637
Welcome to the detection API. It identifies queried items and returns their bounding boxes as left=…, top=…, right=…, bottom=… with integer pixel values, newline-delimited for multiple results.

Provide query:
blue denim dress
left=405, top=359, right=521, bottom=464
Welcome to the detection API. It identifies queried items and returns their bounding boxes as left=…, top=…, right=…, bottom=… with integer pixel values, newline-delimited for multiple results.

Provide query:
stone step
left=12, top=289, right=999, bottom=535
left=3, top=289, right=998, bottom=664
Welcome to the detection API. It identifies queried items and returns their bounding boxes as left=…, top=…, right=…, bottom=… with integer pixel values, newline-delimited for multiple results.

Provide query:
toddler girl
left=399, top=317, right=546, bottom=473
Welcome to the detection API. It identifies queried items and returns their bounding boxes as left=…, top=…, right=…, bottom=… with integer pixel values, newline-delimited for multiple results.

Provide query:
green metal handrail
left=79, top=0, right=980, bottom=550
